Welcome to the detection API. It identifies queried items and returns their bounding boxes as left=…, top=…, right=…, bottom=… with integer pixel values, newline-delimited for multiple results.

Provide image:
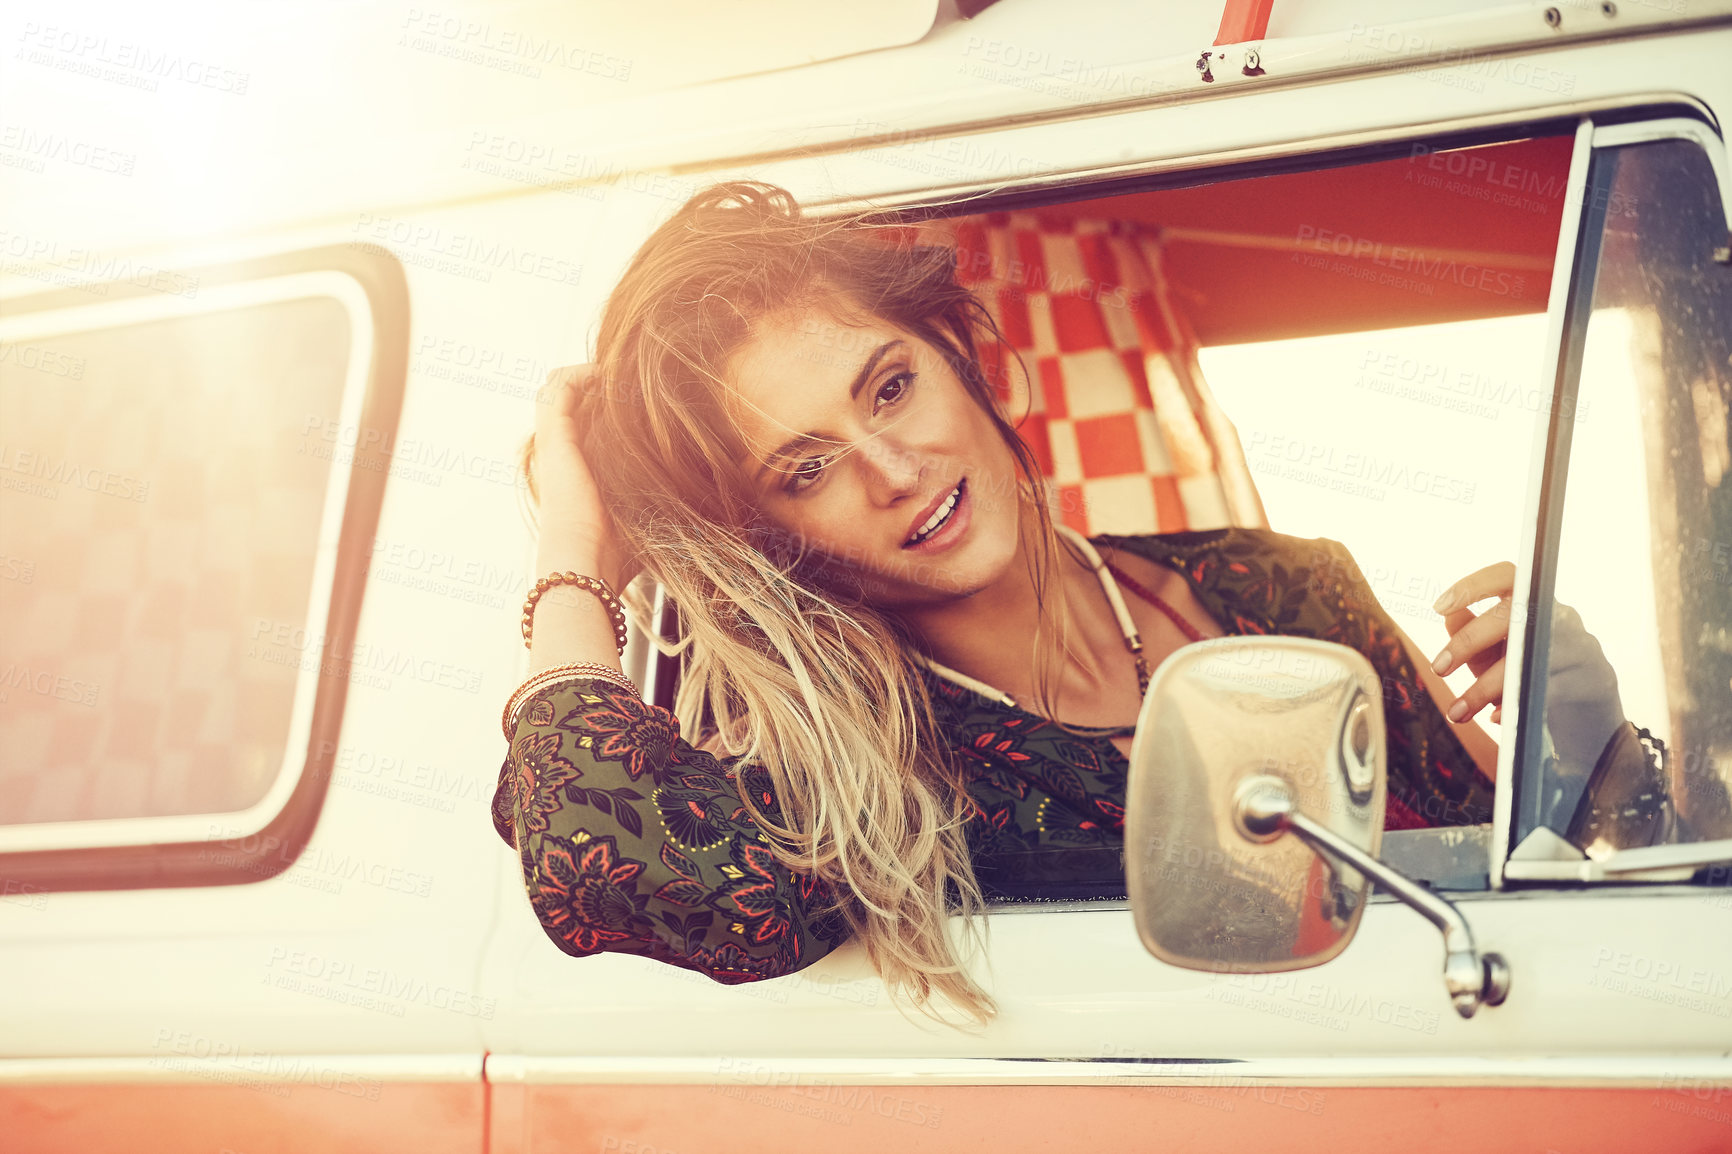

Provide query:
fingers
left=1467, top=640, right=1504, bottom=678
left=533, top=365, right=605, bottom=477
left=1433, top=560, right=1518, bottom=683
left=1445, top=659, right=1506, bottom=725
left=1433, top=560, right=1517, bottom=615
left=1432, top=597, right=1511, bottom=677
left=1441, top=607, right=1502, bottom=675
left=1442, top=606, right=1476, bottom=638
left=535, top=364, right=597, bottom=423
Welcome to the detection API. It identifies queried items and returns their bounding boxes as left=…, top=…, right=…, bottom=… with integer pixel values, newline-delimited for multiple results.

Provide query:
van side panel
left=0, top=1082, right=485, bottom=1154
left=7, top=1081, right=1725, bottom=1153
left=491, top=1084, right=1731, bottom=1154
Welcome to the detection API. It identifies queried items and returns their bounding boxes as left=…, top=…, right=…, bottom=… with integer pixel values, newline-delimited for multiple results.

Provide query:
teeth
left=908, top=483, right=962, bottom=545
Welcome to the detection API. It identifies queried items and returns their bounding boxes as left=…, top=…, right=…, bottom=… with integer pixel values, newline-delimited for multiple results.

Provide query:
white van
left=3, top=2, right=1730, bottom=1151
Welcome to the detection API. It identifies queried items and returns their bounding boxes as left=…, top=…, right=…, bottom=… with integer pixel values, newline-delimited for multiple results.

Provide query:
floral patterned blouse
left=490, top=529, right=1495, bottom=983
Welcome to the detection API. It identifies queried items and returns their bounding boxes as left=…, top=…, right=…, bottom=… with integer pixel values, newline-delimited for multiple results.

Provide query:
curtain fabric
left=929, top=212, right=1267, bottom=536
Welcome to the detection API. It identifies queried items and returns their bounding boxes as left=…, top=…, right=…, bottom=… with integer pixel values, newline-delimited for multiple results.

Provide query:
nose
left=856, top=433, right=927, bottom=505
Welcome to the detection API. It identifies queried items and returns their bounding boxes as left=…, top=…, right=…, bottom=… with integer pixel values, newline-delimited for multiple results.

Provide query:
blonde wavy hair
left=525, top=182, right=1070, bottom=1026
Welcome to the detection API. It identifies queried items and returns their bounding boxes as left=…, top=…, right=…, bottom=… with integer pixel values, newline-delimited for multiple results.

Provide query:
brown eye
left=784, top=456, right=826, bottom=493
left=874, top=371, right=916, bottom=413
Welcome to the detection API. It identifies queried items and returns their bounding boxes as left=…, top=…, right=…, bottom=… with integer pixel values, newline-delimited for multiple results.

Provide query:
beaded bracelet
left=501, top=661, right=641, bottom=740
left=522, top=571, right=628, bottom=654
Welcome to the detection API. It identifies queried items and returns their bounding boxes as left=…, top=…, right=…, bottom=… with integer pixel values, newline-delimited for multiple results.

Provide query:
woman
left=489, top=182, right=1572, bottom=1027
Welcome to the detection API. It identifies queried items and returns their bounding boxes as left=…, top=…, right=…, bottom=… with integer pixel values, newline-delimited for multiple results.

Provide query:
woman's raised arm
left=524, top=365, right=639, bottom=676
left=493, top=366, right=852, bottom=982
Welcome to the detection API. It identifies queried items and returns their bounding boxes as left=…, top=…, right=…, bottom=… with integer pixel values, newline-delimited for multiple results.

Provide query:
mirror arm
left=1286, top=812, right=1511, bottom=1018
left=1237, top=777, right=1512, bottom=1018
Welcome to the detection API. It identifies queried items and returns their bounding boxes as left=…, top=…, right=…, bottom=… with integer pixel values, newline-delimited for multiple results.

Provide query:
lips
left=903, top=478, right=966, bottom=548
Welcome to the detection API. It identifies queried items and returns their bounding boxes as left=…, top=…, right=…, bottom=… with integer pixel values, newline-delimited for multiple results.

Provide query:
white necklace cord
left=915, top=525, right=1147, bottom=709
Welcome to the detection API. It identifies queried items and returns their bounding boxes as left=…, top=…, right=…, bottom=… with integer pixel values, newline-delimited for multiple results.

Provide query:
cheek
left=943, top=386, right=1009, bottom=454
left=908, top=394, right=1007, bottom=480
left=757, top=485, right=868, bottom=554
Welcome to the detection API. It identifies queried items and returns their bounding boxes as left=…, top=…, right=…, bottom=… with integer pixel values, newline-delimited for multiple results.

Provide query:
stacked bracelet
left=522, top=571, right=628, bottom=654
left=501, top=661, right=641, bottom=739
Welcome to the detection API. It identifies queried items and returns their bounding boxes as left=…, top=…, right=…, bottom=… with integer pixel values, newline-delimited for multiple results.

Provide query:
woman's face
left=725, top=306, right=1025, bottom=609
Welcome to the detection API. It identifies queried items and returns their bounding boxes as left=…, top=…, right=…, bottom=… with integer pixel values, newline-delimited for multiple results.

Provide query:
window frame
left=0, top=244, right=408, bottom=892
left=1496, top=113, right=1732, bottom=886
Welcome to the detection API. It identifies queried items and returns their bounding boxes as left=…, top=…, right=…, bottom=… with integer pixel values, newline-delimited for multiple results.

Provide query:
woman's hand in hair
left=533, top=363, right=637, bottom=593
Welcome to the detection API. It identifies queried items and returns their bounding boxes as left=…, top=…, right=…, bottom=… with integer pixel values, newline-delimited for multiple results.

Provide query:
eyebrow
left=755, top=339, right=904, bottom=483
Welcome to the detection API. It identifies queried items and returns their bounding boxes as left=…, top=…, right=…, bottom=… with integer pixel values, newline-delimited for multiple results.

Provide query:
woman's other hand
left=1430, top=562, right=1624, bottom=769
left=533, top=364, right=637, bottom=591
left=1429, top=561, right=1515, bottom=726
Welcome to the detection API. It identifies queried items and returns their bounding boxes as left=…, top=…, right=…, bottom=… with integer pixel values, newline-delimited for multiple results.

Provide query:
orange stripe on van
left=0, top=1082, right=484, bottom=1154
left=491, top=1083, right=1731, bottom=1154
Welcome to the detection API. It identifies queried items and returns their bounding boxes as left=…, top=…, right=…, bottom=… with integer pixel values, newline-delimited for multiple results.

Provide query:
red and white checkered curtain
left=929, top=212, right=1266, bottom=536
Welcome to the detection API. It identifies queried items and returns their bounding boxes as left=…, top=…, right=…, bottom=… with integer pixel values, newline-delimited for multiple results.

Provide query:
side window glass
left=0, top=252, right=405, bottom=889
left=1518, top=129, right=1732, bottom=864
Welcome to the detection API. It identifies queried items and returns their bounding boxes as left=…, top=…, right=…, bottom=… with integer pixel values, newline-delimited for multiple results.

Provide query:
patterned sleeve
left=1298, top=535, right=1498, bottom=829
left=490, top=677, right=852, bottom=983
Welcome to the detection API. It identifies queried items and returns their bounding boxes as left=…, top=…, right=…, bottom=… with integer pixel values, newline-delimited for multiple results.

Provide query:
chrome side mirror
left=1125, top=637, right=1510, bottom=1018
